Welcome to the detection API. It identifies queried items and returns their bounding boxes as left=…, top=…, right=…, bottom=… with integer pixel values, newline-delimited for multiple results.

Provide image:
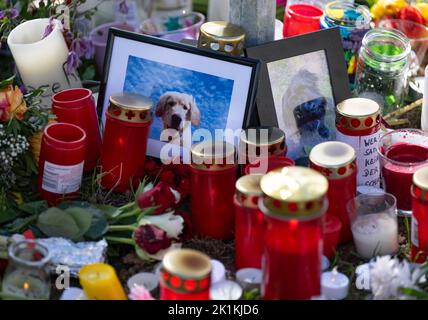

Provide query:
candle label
left=336, top=130, right=380, bottom=187
left=411, top=216, right=419, bottom=248
left=42, top=161, right=84, bottom=194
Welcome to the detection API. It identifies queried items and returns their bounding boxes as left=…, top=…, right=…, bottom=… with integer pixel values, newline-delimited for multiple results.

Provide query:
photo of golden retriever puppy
left=155, top=92, right=201, bottom=138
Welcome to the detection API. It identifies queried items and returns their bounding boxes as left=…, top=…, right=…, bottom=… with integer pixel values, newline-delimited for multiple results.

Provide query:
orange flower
left=0, top=85, right=27, bottom=121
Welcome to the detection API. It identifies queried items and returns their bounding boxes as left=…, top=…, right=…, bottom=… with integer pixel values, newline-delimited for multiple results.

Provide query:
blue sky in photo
left=123, top=55, right=235, bottom=140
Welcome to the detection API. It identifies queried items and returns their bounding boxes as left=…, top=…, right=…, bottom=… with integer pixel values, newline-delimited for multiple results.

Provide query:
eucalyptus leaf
left=64, top=207, right=93, bottom=238
left=18, top=201, right=48, bottom=215
left=36, top=208, right=80, bottom=239
left=84, top=210, right=108, bottom=240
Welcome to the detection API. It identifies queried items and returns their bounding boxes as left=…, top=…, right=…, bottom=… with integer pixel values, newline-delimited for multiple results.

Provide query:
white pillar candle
left=235, top=268, right=262, bottom=292
left=321, top=268, right=349, bottom=300
left=127, top=272, right=159, bottom=293
left=7, top=18, right=81, bottom=108
left=351, top=213, right=399, bottom=259
left=210, top=280, right=243, bottom=300
left=60, top=287, right=88, bottom=300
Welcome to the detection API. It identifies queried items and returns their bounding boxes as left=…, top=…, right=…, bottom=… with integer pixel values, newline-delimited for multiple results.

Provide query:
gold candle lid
left=191, top=140, right=236, bottom=170
left=240, top=126, right=286, bottom=156
left=309, top=141, right=357, bottom=179
left=235, top=174, right=263, bottom=208
left=108, top=93, right=152, bottom=123
left=412, top=166, right=428, bottom=201
left=198, top=21, right=246, bottom=56
left=163, top=249, right=212, bottom=279
left=336, top=98, right=380, bottom=131
left=260, top=166, right=328, bottom=218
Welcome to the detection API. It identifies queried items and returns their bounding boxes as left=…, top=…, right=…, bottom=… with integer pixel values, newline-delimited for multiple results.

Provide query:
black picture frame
left=246, top=27, right=352, bottom=162
left=97, top=27, right=260, bottom=127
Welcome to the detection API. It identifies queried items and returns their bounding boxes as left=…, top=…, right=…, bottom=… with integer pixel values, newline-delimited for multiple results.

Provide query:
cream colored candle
left=7, top=18, right=81, bottom=108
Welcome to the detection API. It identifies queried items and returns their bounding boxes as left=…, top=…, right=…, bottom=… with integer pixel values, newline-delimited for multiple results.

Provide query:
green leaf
left=0, top=74, right=15, bottom=89
left=18, top=201, right=48, bottom=215
left=64, top=207, right=93, bottom=238
left=84, top=210, right=108, bottom=240
left=36, top=208, right=81, bottom=239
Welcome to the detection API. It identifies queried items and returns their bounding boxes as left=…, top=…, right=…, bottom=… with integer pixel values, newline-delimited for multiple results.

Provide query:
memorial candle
left=234, top=174, right=264, bottom=269
left=7, top=18, right=81, bottom=108
left=411, top=166, right=428, bottom=262
left=260, top=167, right=328, bottom=300
left=160, top=249, right=211, bottom=300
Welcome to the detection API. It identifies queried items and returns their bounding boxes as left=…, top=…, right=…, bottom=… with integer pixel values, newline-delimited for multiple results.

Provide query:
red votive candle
left=323, top=214, right=342, bottom=259
left=379, top=129, right=428, bottom=215
left=260, top=167, right=328, bottom=300
left=310, top=141, right=357, bottom=243
left=190, top=141, right=237, bottom=239
left=52, top=88, right=101, bottom=172
left=411, top=167, right=428, bottom=262
left=160, top=249, right=211, bottom=300
left=283, top=4, right=324, bottom=38
left=37, top=123, right=86, bottom=205
left=234, top=174, right=264, bottom=269
left=245, top=156, right=295, bottom=175
left=100, top=93, right=153, bottom=192
left=336, top=98, right=381, bottom=188
left=239, top=126, right=286, bottom=175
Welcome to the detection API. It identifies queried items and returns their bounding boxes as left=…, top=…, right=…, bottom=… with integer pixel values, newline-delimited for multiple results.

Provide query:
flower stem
left=105, top=236, right=135, bottom=246
left=111, top=207, right=142, bottom=222
left=108, top=225, right=137, bottom=232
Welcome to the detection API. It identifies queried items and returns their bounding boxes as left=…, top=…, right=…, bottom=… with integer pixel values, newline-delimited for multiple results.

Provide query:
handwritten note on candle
left=336, top=131, right=380, bottom=187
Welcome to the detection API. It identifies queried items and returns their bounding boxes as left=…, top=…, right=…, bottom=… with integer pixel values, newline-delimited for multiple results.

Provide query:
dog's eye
left=183, top=105, right=188, bottom=110
left=168, top=101, right=175, bottom=107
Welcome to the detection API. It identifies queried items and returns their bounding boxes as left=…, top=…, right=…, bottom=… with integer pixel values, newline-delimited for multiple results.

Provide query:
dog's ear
left=155, top=94, right=169, bottom=117
left=189, top=97, right=200, bottom=126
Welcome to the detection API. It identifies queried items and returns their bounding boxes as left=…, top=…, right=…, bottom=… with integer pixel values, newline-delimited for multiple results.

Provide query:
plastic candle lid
left=260, top=166, right=328, bottom=218
left=108, top=93, right=152, bottom=123
left=162, top=249, right=212, bottom=279
left=190, top=140, right=236, bottom=170
left=235, top=174, right=263, bottom=208
left=336, top=98, right=381, bottom=131
left=199, top=21, right=245, bottom=41
left=310, top=141, right=356, bottom=179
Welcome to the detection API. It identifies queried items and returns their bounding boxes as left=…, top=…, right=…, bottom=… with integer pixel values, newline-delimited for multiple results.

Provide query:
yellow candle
left=79, top=264, right=127, bottom=300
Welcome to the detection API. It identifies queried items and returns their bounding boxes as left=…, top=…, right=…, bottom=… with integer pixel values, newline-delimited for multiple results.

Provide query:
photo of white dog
left=155, top=92, right=201, bottom=136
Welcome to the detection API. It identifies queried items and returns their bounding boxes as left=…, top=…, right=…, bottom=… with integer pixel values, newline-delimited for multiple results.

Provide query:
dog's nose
left=171, top=114, right=182, bottom=130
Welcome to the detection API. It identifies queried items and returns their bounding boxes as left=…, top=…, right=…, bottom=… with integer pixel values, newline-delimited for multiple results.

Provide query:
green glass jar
left=354, top=28, right=411, bottom=115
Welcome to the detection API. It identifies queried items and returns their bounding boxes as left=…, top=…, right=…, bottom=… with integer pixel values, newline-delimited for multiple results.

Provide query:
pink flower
left=134, top=225, right=172, bottom=255
left=128, top=284, right=154, bottom=300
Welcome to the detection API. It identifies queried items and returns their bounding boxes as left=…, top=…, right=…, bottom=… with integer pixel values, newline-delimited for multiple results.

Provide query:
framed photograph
left=246, top=28, right=352, bottom=163
left=97, top=29, right=260, bottom=160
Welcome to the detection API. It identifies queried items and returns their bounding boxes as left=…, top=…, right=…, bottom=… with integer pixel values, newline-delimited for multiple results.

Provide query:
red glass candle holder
left=245, top=156, right=295, bottom=175
left=259, top=167, right=328, bottom=300
left=239, top=127, right=286, bottom=175
left=379, top=129, right=428, bottom=216
left=411, top=167, right=428, bottom=262
left=37, top=123, right=86, bottom=205
left=336, top=98, right=381, bottom=188
left=234, top=174, right=264, bottom=269
left=323, top=214, right=342, bottom=259
left=190, top=141, right=237, bottom=240
left=309, top=141, right=357, bottom=243
left=283, top=4, right=323, bottom=38
left=100, top=93, right=153, bottom=192
left=160, top=249, right=211, bottom=300
left=52, top=88, right=101, bottom=172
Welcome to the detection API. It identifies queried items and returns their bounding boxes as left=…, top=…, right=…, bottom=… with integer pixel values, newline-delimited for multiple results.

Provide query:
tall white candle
left=351, top=213, right=399, bottom=259
left=7, top=18, right=81, bottom=108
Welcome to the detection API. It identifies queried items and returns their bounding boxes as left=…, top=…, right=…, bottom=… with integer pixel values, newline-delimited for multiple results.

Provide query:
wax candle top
left=310, top=141, right=356, bottom=178
left=260, top=166, right=328, bottom=217
left=336, top=98, right=380, bottom=131
left=163, top=249, right=212, bottom=279
left=413, top=166, right=428, bottom=200
left=191, top=140, right=236, bottom=170
left=235, top=174, right=263, bottom=208
left=108, top=93, right=152, bottom=123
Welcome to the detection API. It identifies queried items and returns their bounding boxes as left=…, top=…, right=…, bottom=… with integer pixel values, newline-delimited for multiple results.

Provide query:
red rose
left=397, top=6, right=425, bottom=31
left=144, top=158, right=161, bottom=179
left=175, top=211, right=193, bottom=241
left=134, top=225, right=172, bottom=255
left=159, top=170, right=175, bottom=186
left=137, top=181, right=177, bottom=214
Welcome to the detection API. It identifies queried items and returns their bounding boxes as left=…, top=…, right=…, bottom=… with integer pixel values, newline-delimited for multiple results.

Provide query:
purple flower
left=0, top=11, right=5, bottom=20
left=119, top=0, right=129, bottom=15
left=71, top=37, right=95, bottom=60
left=42, top=17, right=55, bottom=39
left=9, top=8, right=18, bottom=19
left=66, top=51, right=81, bottom=75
